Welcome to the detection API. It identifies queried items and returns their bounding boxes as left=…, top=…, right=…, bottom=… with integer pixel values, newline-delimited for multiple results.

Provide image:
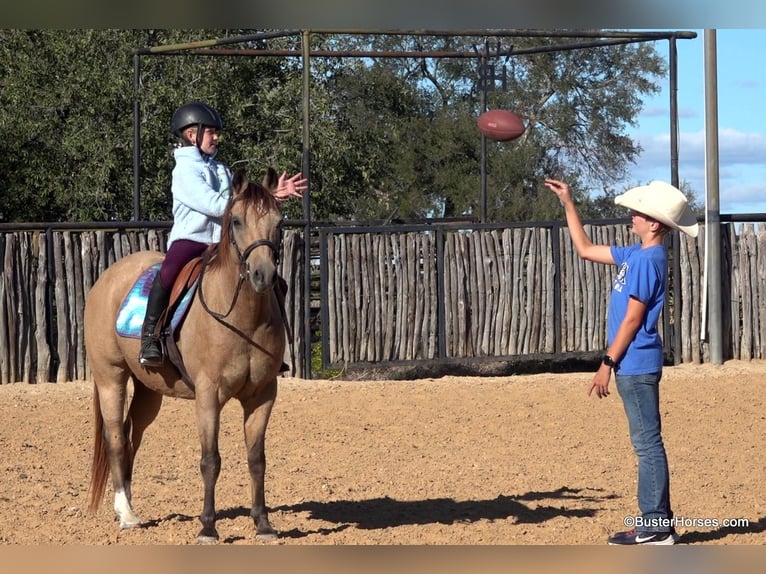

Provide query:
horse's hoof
left=255, top=525, right=278, bottom=542
left=114, top=511, right=143, bottom=530
left=197, top=527, right=219, bottom=544
left=255, top=531, right=278, bottom=542
left=197, top=534, right=218, bottom=545
left=119, top=519, right=142, bottom=529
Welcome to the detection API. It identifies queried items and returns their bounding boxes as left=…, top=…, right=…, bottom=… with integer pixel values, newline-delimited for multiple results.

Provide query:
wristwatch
left=602, top=354, right=617, bottom=368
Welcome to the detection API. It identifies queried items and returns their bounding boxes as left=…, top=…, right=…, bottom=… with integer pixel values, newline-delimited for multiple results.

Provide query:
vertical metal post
left=133, top=53, right=141, bottom=222
left=479, top=49, right=489, bottom=223
left=704, top=29, right=723, bottom=364
left=301, top=30, right=313, bottom=378
left=668, top=37, right=682, bottom=364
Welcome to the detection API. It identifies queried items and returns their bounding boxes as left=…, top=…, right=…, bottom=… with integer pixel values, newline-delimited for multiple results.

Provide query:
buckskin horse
left=84, top=168, right=286, bottom=543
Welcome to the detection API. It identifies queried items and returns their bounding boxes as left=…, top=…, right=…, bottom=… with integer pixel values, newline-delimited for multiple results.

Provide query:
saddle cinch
left=115, top=255, right=205, bottom=386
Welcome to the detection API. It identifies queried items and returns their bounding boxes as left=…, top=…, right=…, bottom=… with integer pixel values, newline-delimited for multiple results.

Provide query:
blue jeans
left=615, top=371, right=672, bottom=532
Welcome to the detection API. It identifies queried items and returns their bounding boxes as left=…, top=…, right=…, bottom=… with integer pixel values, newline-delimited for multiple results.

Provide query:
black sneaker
left=607, top=528, right=678, bottom=545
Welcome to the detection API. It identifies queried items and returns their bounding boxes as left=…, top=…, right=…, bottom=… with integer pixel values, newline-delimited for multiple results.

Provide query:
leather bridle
left=198, top=219, right=282, bottom=322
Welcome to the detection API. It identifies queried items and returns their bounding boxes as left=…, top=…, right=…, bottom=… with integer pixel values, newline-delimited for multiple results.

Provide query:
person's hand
left=588, top=365, right=612, bottom=399
left=544, top=178, right=574, bottom=206
left=274, top=171, right=308, bottom=202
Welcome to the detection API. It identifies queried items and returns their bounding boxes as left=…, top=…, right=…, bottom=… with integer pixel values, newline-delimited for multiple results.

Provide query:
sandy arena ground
left=0, top=360, right=763, bottom=546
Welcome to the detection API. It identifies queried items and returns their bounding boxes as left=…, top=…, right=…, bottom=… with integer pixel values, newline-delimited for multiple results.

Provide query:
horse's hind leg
left=95, top=379, right=144, bottom=529
left=122, top=380, right=163, bottom=512
left=126, top=381, right=163, bottom=468
left=241, top=379, right=278, bottom=541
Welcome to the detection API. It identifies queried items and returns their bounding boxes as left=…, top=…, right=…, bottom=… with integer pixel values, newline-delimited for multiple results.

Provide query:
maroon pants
left=157, top=239, right=208, bottom=289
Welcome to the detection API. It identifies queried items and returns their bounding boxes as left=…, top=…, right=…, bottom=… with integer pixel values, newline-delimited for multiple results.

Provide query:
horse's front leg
left=195, top=391, right=222, bottom=544
left=241, top=379, right=278, bottom=540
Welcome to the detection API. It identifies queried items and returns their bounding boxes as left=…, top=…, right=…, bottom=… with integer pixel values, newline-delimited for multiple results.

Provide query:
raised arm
left=544, top=178, right=614, bottom=265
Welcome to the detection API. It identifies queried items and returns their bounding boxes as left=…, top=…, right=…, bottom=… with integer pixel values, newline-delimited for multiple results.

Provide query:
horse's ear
left=231, top=168, right=248, bottom=196
left=263, top=167, right=279, bottom=193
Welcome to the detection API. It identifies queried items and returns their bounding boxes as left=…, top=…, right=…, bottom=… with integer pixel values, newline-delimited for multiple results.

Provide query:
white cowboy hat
left=614, top=181, right=699, bottom=237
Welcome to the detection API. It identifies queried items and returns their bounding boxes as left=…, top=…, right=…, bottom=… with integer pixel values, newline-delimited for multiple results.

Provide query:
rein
left=198, top=235, right=279, bottom=322
left=196, top=221, right=291, bottom=355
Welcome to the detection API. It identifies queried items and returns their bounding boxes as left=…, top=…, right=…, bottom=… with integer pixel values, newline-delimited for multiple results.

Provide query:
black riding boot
left=139, top=273, right=171, bottom=367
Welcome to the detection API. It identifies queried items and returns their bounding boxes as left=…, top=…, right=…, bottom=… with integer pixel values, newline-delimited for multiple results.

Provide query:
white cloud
left=634, top=128, right=766, bottom=169
left=717, top=129, right=766, bottom=164
left=630, top=128, right=766, bottom=214
left=734, top=79, right=760, bottom=90
left=640, top=105, right=669, bottom=118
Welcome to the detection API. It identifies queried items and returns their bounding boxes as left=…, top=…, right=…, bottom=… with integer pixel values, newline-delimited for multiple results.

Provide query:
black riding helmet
left=171, top=102, right=223, bottom=149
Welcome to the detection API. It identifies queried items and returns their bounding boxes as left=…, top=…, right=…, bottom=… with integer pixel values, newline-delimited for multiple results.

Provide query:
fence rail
left=0, top=226, right=305, bottom=384
left=1, top=219, right=765, bottom=383
left=318, top=220, right=766, bottom=369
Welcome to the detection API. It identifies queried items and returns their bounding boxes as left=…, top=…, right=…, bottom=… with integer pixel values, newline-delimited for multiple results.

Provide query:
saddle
left=162, top=255, right=205, bottom=329
left=116, top=247, right=292, bottom=385
left=116, top=252, right=210, bottom=387
left=160, top=255, right=206, bottom=387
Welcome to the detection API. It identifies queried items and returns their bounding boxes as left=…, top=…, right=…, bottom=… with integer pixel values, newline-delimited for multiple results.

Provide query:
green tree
left=0, top=30, right=139, bottom=221
left=0, top=30, right=669, bottom=225
left=303, top=32, right=665, bottom=222
left=0, top=29, right=308, bottom=222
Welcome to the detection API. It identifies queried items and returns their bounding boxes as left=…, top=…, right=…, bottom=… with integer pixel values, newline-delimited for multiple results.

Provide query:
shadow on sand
left=215, top=486, right=619, bottom=539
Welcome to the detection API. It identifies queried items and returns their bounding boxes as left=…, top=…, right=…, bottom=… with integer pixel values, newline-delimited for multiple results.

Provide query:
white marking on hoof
left=114, top=490, right=142, bottom=528
left=119, top=517, right=143, bottom=529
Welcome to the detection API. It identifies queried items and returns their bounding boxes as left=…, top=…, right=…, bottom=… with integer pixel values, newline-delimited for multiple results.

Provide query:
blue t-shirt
left=607, top=244, right=667, bottom=374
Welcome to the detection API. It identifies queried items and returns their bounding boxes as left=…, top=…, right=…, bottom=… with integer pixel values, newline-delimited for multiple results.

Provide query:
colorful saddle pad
left=115, top=263, right=197, bottom=339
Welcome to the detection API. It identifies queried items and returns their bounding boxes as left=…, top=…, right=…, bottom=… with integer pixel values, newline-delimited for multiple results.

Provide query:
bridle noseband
left=233, top=235, right=280, bottom=279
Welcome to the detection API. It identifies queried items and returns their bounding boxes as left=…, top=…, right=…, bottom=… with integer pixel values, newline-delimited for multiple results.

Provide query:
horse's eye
left=231, top=215, right=242, bottom=228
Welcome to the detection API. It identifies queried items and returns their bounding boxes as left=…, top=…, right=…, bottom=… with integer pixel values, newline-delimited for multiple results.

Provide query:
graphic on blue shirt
left=607, top=244, right=667, bottom=374
left=613, top=262, right=628, bottom=293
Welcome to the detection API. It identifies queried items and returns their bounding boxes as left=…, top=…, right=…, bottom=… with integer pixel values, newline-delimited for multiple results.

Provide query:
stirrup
left=139, top=336, right=164, bottom=367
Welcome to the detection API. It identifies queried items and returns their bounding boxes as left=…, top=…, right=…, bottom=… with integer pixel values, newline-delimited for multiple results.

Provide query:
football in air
left=477, top=109, right=525, bottom=141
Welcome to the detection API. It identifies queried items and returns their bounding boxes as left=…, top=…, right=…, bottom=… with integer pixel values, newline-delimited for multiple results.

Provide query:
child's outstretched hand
left=274, top=171, right=308, bottom=201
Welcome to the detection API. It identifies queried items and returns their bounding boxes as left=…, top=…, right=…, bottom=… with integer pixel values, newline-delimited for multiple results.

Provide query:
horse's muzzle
left=248, top=266, right=276, bottom=293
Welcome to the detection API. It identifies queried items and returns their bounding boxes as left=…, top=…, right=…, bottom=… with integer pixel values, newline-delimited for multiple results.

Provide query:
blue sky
left=628, top=29, right=766, bottom=215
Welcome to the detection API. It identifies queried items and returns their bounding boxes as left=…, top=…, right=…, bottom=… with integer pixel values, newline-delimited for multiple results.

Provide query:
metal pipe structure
left=668, top=37, right=682, bottom=364
left=479, top=51, right=488, bottom=223
left=301, top=30, right=313, bottom=377
left=145, top=37, right=684, bottom=60
left=131, top=30, right=698, bottom=219
left=132, top=53, right=141, bottom=221
left=129, top=29, right=699, bottom=377
left=704, top=30, right=723, bottom=364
